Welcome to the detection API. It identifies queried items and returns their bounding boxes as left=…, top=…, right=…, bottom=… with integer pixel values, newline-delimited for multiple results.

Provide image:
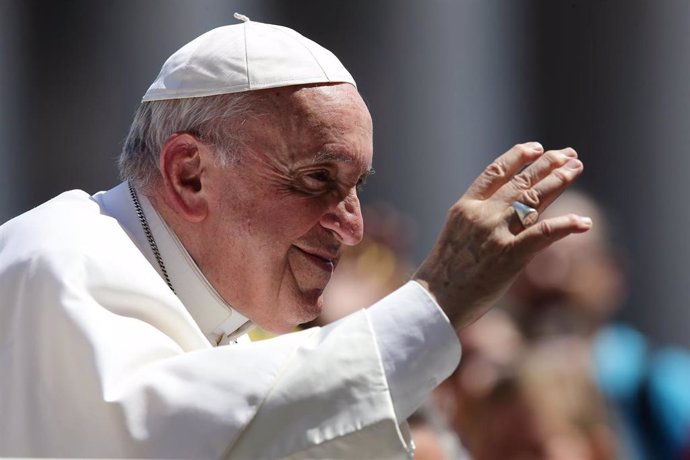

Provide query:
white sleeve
left=230, top=282, right=462, bottom=459
left=367, top=281, right=462, bottom=421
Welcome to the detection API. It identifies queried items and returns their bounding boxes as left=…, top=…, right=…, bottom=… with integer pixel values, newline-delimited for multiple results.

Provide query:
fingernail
left=563, top=148, right=578, bottom=158
left=579, top=216, right=593, bottom=227
left=566, top=159, right=582, bottom=169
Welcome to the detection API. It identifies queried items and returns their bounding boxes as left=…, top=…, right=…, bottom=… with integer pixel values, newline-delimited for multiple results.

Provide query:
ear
left=159, top=133, right=210, bottom=222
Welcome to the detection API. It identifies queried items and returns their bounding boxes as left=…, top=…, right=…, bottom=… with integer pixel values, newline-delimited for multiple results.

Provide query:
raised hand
left=413, top=142, right=592, bottom=329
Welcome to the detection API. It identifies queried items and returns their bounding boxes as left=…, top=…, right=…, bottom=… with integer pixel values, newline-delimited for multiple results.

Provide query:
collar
left=97, top=181, right=252, bottom=345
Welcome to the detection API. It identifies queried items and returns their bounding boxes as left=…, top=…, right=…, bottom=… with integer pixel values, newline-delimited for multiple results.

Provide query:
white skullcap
left=142, top=13, right=356, bottom=102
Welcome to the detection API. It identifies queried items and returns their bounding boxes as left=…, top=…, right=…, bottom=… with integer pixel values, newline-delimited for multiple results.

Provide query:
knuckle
left=448, top=200, right=468, bottom=221
left=513, top=143, right=531, bottom=158
left=450, top=199, right=486, bottom=223
left=487, top=231, right=510, bottom=250
left=538, top=220, right=554, bottom=237
left=513, top=144, right=531, bottom=155
left=484, top=160, right=507, bottom=179
left=521, top=188, right=541, bottom=207
left=545, top=150, right=566, bottom=167
left=552, top=168, right=570, bottom=184
left=512, top=172, right=532, bottom=190
left=567, top=213, right=581, bottom=226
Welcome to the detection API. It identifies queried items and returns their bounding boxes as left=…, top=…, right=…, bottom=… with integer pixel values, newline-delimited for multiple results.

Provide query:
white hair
left=119, top=92, right=264, bottom=192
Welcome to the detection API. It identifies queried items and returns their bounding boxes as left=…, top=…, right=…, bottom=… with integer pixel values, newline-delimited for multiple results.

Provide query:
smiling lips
left=294, top=246, right=337, bottom=272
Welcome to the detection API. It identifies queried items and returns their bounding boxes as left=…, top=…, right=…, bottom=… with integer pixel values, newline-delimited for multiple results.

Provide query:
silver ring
left=512, top=201, right=539, bottom=227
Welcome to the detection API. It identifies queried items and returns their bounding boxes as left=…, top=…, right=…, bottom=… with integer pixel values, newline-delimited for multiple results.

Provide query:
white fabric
left=142, top=16, right=356, bottom=102
left=98, top=184, right=251, bottom=345
left=0, top=182, right=461, bottom=458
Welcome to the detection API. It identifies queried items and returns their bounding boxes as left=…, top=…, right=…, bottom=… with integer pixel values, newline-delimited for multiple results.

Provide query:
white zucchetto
left=142, top=13, right=356, bottom=102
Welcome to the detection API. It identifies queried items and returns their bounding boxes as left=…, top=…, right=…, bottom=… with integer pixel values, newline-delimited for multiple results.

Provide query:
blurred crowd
left=255, top=190, right=690, bottom=459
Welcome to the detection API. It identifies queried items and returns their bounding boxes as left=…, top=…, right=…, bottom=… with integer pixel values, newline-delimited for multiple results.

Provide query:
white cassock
left=0, top=181, right=461, bottom=459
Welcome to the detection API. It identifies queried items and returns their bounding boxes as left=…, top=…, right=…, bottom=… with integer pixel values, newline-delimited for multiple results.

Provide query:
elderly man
left=0, top=15, right=590, bottom=459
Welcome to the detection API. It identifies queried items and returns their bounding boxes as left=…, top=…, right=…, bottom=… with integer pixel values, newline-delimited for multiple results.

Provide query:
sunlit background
left=2, top=0, right=690, bottom=349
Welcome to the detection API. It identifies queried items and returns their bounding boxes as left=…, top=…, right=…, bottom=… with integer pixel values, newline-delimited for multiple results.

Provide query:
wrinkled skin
left=152, top=83, right=590, bottom=333
left=413, top=142, right=590, bottom=330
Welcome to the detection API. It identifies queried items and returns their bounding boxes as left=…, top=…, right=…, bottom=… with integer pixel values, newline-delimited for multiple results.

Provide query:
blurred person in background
left=469, top=338, right=616, bottom=460
left=506, top=190, right=626, bottom=340
left=504, top=189, right=690, bottom=459
left=514, top=338, right=617, bottom=460
left=434, top=312, right=617, bottom=459
left=433, top=309, right=526, bottom=455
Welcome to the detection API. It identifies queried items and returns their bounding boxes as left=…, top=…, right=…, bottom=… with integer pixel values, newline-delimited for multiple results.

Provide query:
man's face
left=199, top=84, right=373, bottom=332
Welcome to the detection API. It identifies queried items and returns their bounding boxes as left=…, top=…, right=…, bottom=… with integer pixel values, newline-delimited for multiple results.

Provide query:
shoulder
left=2, top=189, right=110, bottom=247
left=0, top=189, right=207, bottom=350
left=0, top=189, right=153, bottom=290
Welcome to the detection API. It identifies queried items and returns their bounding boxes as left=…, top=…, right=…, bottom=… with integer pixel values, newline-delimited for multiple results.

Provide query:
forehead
left=289, top=84, right=371, bottom=127
left=250, top=84, right=373, bottom=170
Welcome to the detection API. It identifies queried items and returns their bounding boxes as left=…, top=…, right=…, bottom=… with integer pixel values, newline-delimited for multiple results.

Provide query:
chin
left=258, top=289, right=324, bottom=334
left=293, top=288, right=325, bottom=325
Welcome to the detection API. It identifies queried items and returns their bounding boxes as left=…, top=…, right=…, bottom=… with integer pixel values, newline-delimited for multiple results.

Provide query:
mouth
left=293, top=246, right=338, bottom=272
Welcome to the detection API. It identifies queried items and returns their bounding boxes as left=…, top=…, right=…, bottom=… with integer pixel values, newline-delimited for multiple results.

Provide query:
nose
left=319, top=189, right=364, bottom=246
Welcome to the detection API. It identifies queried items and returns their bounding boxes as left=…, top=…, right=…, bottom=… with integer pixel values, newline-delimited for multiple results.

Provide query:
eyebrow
left=313, top=150, right=356, bottom=163
left=360, top=167, right=375, bottom=181
left=313, top=150, right=374, bottom=178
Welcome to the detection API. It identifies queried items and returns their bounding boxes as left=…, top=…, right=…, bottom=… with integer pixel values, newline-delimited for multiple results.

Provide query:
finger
left=466, top=142, right=545, bottom=200
left=515, top=158, right=584, bottom=212
left=495, top=147, right=578, bottom=205
left=514, top=214, right=593, bottom=255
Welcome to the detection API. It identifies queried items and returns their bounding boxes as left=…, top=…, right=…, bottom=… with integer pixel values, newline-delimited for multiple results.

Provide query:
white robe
left=0, top=182, right=461, bottom=459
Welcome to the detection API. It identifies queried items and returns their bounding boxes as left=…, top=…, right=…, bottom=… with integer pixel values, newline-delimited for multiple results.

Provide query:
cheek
left=215, top=173, right=334, bottom=243
left=256, top=196, right=331, bottom=237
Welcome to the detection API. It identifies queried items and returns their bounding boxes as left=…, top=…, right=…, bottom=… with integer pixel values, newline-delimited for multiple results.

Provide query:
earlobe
left=159, top=133, right=209, bottom=222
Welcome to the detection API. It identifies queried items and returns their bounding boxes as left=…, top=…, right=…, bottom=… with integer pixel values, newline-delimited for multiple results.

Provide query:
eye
left=301, top=169, right=333, bottom=192
left=308, top=170, right=330, bottom=182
